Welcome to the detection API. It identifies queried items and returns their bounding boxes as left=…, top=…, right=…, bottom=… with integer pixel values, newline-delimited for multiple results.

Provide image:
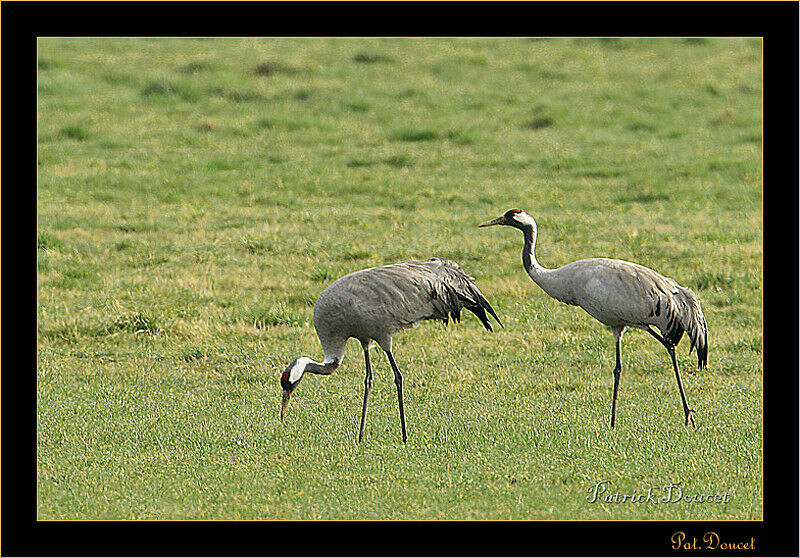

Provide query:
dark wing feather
left=414, top=258, right=503, bottom=331
left=645, top=269, right=708, bottom=370
left=671, top=284, right=708, bottom=370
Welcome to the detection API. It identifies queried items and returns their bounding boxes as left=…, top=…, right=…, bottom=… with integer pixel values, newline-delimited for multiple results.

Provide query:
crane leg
left=610, top=336, right=622, bottom=428
left=359, top=343, right=373, bottom=443
left=646, top=327, right=696, bottom=427
left=384, top=349, right=408, bottom=443
left=669, top=346, right=696, bottom=428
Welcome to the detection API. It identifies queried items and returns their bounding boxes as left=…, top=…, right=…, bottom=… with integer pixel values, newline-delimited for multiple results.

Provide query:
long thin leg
left=645, top=326, right=666, bottom=345
left=359, top=343, right=373, bottom=442
left=610, top=334, right=622, bottom=428
left=669, top=347, right=696, bottom=427
left=647, top=327, right=696, bottom=427
left=384, top=349, right=407, bottom=443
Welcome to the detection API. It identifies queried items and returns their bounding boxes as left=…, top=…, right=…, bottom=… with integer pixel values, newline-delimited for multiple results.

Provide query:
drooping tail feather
left=673, top=285, right=708, bottom=370
left=424, top=258, right=503, bottom=331
left=460, top=287, right=503, bottom=332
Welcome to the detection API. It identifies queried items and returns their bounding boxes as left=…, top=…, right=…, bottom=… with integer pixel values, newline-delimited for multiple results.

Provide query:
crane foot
left=684, top=409, right=696, bottom=428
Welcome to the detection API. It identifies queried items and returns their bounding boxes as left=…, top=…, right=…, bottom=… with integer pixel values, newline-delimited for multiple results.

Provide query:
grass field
left=37, top=38, right=762, bottom=520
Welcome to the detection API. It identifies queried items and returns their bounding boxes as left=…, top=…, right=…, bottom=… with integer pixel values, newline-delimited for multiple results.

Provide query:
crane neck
left=521, top=224, right=547, bottom=278
left=305, top=357, right=340, bottom=376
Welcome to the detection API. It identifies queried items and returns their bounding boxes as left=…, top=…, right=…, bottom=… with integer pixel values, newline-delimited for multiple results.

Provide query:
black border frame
left=6, top=1, right=797, bottom=556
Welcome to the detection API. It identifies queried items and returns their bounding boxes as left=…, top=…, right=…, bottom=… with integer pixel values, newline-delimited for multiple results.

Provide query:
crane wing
left=351, top=258, right=502, bottom=332
left=416, top=258, right=503, bottom=331
left=598, top=260, right=709, bottom=370
left=656, top=280, right=708, bottom=369
left=547, top=258, right=708, bottom=370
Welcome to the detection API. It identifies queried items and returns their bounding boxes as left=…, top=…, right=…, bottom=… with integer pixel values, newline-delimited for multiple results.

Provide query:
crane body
left=280, top=257, right=501, bottom=443
left=480, top=209, right=707, bottom=427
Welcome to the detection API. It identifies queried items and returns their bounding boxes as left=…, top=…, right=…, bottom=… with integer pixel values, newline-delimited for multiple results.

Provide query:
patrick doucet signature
left=586, top=480, right=732, bottom=505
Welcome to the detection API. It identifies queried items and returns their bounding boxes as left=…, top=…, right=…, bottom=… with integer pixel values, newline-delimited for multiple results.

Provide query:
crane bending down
left=280, top=257, right=502, bottom=443
left=479, top=209, right=707, bottom=428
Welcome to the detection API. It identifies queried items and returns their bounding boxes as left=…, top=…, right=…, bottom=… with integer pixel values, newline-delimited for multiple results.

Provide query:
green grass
left=37, top=38, right=762, bottom=520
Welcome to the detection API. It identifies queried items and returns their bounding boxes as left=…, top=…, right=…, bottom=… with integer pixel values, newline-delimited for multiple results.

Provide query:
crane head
left=280, top=357, right=311, bottom=420
left=478, top=208, right=533, bottom=229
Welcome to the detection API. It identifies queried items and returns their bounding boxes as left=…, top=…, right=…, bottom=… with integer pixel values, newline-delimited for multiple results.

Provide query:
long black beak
left=281, top=389, right=291, bottom=420
left=478, top=216, right=506, bottom=228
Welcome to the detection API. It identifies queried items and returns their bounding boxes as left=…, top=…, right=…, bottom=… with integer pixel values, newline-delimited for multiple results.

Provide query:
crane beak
left=281, top=389, right=291, bottom=420
left=478, top=216, right=506, bottom=228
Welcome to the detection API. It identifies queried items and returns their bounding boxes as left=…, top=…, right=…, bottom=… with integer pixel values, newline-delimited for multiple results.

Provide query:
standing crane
left=479, top=209, right=707, bottom=428
left=280, top=257, right=502, bottom=443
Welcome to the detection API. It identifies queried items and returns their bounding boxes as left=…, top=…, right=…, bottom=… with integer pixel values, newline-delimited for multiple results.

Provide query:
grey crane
left=280, top=257, right=502, bottom=443
left=479, top=209, right=707, bottom=428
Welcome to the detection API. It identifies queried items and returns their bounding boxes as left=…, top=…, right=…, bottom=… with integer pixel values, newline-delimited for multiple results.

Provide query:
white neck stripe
left=289, top=357, right=312, bottom=383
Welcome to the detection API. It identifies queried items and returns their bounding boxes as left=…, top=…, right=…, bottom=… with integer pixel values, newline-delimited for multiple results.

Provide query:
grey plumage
left=314, top=258, right=501, bottom=356
left=280, top=257, right=501, bottom=442
left=541, top=258, right=708, bottom=369
left=480, top=209, right=708, bottom=427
